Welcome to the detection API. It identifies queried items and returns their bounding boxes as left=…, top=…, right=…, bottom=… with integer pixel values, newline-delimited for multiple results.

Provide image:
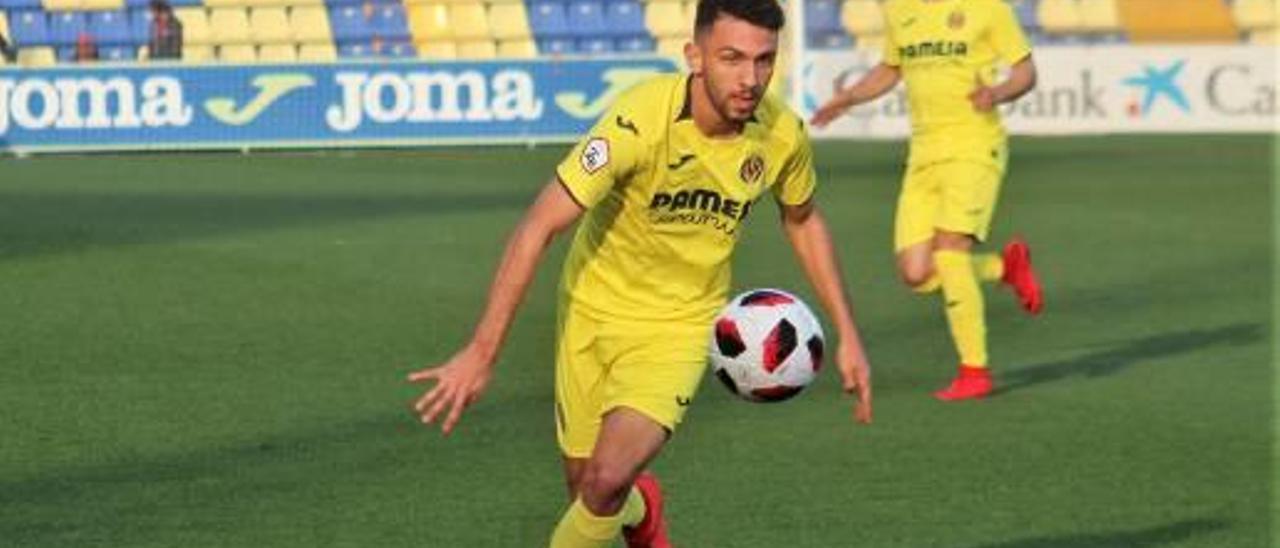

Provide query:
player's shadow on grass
left=967, top=518, right=1229, bottom=548
left=996, top=322, right=1263, bottom=396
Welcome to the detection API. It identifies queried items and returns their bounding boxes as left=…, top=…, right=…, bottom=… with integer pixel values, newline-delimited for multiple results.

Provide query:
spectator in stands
left=148, top=0, right=183, bottom=60
left=74, top=32, right=99, bottom=62
left=0, top=28, right=17, bottom=63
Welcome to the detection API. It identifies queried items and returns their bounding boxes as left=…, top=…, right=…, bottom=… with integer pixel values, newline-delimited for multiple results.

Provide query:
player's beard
left=705, top=76, right=764, bottom=126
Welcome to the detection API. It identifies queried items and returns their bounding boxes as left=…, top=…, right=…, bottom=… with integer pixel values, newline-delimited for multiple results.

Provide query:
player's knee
left=578, top=461, right=634, bottom=510
left=898, top=263, right=934, bottom=288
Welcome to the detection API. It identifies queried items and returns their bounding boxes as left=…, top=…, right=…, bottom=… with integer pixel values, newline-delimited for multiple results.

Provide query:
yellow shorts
left=554, top=303, right=710, bottom=459
left=894, top=159, right=1005, bottom=252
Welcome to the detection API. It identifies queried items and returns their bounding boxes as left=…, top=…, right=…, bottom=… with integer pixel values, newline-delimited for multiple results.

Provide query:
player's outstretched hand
left=407, top=345, right=494, bottom=436
left=836, top=339, right=873, bottom=425
left=809, top=98, right=849, bottom=129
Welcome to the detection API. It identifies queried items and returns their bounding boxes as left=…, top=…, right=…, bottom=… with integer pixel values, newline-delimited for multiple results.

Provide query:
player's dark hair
left=694, top=0, right=785, bottom=36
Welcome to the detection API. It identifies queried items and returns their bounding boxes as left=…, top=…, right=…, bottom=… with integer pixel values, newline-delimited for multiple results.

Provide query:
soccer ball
left=708, top=288, right=825, bottom=402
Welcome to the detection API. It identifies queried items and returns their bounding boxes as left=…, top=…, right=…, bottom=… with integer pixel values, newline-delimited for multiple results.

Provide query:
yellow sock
left=620, top=486, right=646, bottom=528
left=974, top=253, right=1003, bottom=282
left=549, top=499, right=622, bottom=548
left=935, top=250, right=988, bottom=367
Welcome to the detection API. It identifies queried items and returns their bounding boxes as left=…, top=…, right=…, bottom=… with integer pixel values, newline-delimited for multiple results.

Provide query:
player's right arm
left=809, top=63, right=902, bottom=129
left=408, top=180, right=584, bottom=435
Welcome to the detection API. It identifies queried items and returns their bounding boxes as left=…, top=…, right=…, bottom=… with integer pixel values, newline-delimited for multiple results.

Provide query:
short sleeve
left=988, top=1, right=1031, bottom=65
left=555, top=105, right=645, bottom=209
left=881, top=9, right=901, bottom=66
left=772, top=132, right=817, bottom=206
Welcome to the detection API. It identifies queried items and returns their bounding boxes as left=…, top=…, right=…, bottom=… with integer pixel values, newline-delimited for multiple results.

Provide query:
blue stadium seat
left=528, top=1, right=571, bottom=39
left=89, top=10, right=133, bottom=46
left=370, top=3, right=409, bottom=41
left=8, top=10, right=49, bottom=46
left=806, top=31, right=853, bottom=50
left=537, top=37, right=575, bottom=54
left=124, top=0, right=151, bottom=9
left=383, top=39, right=415, bottom=58
left=338, top=41, right=374, bottom=57
left=100, top=44, right=133, bottom=61
left=0, top=0, right=43, bottom=11
left=805, top=0, right=844, bottom=35
left=604, top=0, right=646, bottom=38
left=129, top=8, right=153, bottom=44
left=1013, top=0, right=1040, bottom=31
left=567, top=0, right=607, bottom=38
left=615, top=35, right=653, bottom=52
left=49, top=11, right=86, bottom=47
left=56, top=46, right=77, bottom=61
left=329, top=5, right=374, bottom=41
left=577, top=35, right=612, bottom=53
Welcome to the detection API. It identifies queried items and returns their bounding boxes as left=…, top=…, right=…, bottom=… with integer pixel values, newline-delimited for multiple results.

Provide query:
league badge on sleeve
left=581, top=138, right=610, bottom=175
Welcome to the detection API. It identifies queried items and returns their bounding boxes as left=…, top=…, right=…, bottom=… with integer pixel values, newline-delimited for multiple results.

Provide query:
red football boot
left=934, top=365, right=994, bottom=401
left=623, top=472, right=671, bottom=548
left=1002, top=238, right=1043, bottom=315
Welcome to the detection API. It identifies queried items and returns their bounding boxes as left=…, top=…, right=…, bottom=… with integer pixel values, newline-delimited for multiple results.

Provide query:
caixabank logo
left=1122, top=60, right=1191, bottom=118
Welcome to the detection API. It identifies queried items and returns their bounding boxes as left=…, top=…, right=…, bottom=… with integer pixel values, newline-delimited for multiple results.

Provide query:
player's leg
left=894, top=165, right=943, bottom=293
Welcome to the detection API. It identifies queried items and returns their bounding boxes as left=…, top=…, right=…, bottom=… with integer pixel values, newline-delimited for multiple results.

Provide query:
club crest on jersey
left=948, top=10, right=966, bottom=29
left=580, top=137, right=609, bottom=174
left=739, top=154, right=765, bottom=185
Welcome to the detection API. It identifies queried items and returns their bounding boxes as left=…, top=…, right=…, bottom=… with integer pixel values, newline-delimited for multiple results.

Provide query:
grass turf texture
left=0, top=135, right=1271, bottom=547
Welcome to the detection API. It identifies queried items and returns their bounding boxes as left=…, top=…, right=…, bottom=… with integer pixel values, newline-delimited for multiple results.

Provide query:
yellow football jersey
left=882, top=0, right=1032, bottom=165
left=555, top=74, right=816, bottom=324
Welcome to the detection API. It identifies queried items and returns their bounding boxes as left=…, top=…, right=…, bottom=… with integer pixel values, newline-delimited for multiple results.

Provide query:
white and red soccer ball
left=709, top=288, right=825, bottom=402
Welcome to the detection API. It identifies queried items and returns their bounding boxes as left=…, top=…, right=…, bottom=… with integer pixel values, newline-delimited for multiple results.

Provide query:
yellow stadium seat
left=1037, top=0, right=1084, bottom=33
left=250, top=7, right=291, bottom=43
left=1233, top=0, right=1276, bottom=30
left=257, top=43, right=296, bottom=62
left=43, top=0, right=80, bottom=11
left=681, top=0, right=696, bottom=30
left=489, top=2, right=530, bottom=40
left=297, top=42, right=337, bottom=61
left=497, top=38, right=536, bottom=58
left=18, top=47, right=57, bottom=67
left=409, top=3, right=452, bottom=42
left=656, top=37, right=686, bottom=56
left=842, top=0, right=884, bottom=36
left=1079, top=0, right=1120, bottom=32
left=290, top=6, right=332, bottom=43
left=210, top=8, right=252, bottom=44
left=646, top=1, right=685, bottom=38
left=416, top=40, right=457, bottom=59
left=174, top=7, right=212, bottom=45
left=456, top=38, right=495, bottom=59
left=1119, top=0, right=1237, bottom=42
left=218, top=43, right=256, bottom=62
left=856, top=33, right=885, bottom=52
left=204, top=0, right=244, bottom=8
left=181, top=44, right=214, bottom=63
left=80, top=0, right=124, bottom=10
left=0, top=11, right=9, bottom=39
left=451, top=3, right=490, bottom=40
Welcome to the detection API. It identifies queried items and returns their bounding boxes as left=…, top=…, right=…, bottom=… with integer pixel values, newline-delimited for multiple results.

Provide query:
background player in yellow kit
left=811, top=0, right=1043, bottom=400
left=408, top=1, right=873, bottom=546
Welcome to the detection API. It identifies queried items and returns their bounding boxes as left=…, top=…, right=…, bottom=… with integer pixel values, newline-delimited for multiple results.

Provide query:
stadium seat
left=44, top=0, right=80, bottom=11
left=329, top=4, right=374, bottom=40
left=1, top=0, right=43, bottom=11
left=450, top=2, right=488, bottom=40
left=257, top=42, right=296, bottom=61
left=537, top=36, right=573, bottom=54
left=249, top=7, right=290, bottom=43
left=496, top=37, right=536, bottom=57
left=17, top=46, right=56, bottom=65
left=218, top=42, right=255, bottom=62
left=81, top=0, right=124, bottom=10
left=88, top=10, right=132, bottom=45
left=384, top=39, right=415, bottom=57
left=0, top=11, right=8, bottom=42
left=1078, top=0, right=1120, bottom=32
left=806, top=0, right=844, bottom=35
left=210, top=8, right=252, bottom=45
left=370, top=2, right=409, bottom=41
left=655, top=36, right=684, bottom=56
left=489, top=2, right=530, bottom=40
left=842, top=0, right=884, bottom=36
left=416, top=39, right=456, bottom=58
left=456, top=38, right=494, bottom=58
left=99, top=44, right=133, bottom=60
left=528, top=0, right=570, bottom=38
left=604, top=1, right=645, bottom=38
left=8, top=10, right=48, bottom=46
left=567, top=0, right=607, bottom=38
left=1037, top=0, right=1083, bottom=34
left=174, top=6, right=212, bottom=45
left=337, top=40, right=372, bottom=57
left=1010, top=0, right=1041, bottom=30
left=48, top=11, right=85, bottom=47
left=1233, top=0, right=1276, bottom=30
left=297, top=41, right=336, bottom=60
left=645, top=0, right=685, bottom=38
left=181, top=43, right=213, bottom=62
left=577, top=35, right=611, bottom=53
left=615, top=34, right=653, bottom=52
left=1249, top=27, right=1277, bottom=42
left=855, top=32, right=884, bottom=52
left=1118, top=0, right=1236, bottom=42
left=290, top=6, right=331, bottom=43
left=407, top=3, right=450, bottom=41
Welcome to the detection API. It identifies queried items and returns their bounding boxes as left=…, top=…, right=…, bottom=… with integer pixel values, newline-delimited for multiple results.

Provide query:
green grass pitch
left=0, top=135, right=1271, bottom=547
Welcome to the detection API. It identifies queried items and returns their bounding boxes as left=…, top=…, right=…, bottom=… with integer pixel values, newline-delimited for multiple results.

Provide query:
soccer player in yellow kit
left=812, top=0, right=1043, bottom=400
left=407, top=1, right=873, bottom=546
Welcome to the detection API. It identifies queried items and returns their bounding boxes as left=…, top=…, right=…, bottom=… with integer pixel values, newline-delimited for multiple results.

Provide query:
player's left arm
left=779, top=200, right=872, bottom=424
left=970, top=1, right=1039, bottom=112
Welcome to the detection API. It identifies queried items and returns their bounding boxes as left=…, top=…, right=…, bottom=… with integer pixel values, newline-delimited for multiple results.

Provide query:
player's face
left=688, top=15, right=779, bottom=124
